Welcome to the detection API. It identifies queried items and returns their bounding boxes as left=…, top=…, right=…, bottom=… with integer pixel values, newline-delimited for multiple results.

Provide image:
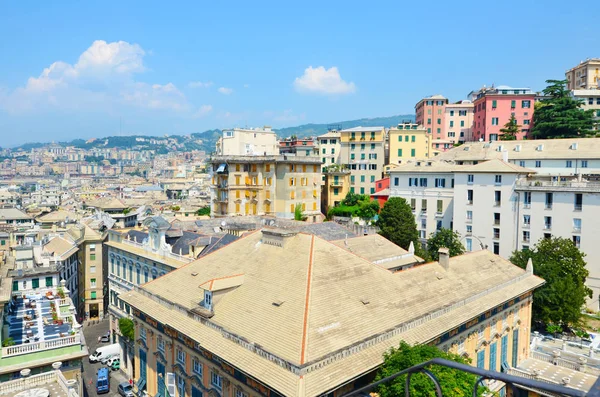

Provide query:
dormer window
left=203, top=290, right=213, bottom=310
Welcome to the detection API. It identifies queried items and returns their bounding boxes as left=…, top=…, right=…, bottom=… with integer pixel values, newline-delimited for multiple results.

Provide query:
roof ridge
left=300, top=235, right=315, bottom=365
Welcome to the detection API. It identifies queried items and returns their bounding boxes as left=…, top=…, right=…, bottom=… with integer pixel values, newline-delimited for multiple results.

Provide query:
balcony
left=516, top=179, right=600, bottom=193
left=330, top=181, right=344, bottom=187
left=0, top=369, right=79, bottom=397
left=341, top=357, right=590, bottom=397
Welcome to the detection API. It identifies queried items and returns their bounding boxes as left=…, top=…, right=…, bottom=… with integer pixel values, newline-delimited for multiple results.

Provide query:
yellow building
left=121, top=232, right=543, bottom=397
left=321, top=167, right=350, bottom=211
left=566, top=58, right=600, bottom=90
left=211, top=155, right=323, bottom=222
left=388, top=123, right=435, bottom=165
left=339, top=126, right=386, bottom=195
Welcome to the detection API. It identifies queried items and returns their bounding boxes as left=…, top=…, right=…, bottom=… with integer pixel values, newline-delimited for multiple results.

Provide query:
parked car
left=118, top=382, right=134, bottom=397
left=111, top=359, right=121, bottom=371
left=106, top=357, right=120, bottom=367
left=99, top=332, right=110, bottom=343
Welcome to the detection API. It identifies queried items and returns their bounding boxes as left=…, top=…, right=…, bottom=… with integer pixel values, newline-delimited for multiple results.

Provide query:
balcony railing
left=2, top=333, right=81, bottom=358
left=341, top=357, right=589, bottom=397
left=0, top=370, right=79, bottom=397
left=575, top=204, right=583, bottom=211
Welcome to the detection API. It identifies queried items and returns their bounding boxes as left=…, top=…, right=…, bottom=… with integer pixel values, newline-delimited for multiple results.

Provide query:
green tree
left=355, top=199, right=380, bottom=220
left=499, top=114, right=520, bottom=141
left=196, top=206, right=210, bottom=216
left=510, top=237, right=592, bottom=327
left=426, top=228, right=465, bottom=261
left=377, top=197, right=418, bottom=250
left=376, top=341, right=483, bottom=397
left=294, top=203, right=307, bottom=221
left=118, top=318, right=135, bottom=341
left=532, top=79, right=596, bottom=139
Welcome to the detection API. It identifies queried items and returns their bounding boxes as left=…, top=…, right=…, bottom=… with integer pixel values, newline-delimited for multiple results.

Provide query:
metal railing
left=341, top=358, right=591, bottom=397
left=1, top=334, right=81, bottom=357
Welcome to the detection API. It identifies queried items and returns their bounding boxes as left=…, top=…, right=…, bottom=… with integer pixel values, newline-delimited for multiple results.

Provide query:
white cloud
left=189, top=81, right=213, bottom=88
left=218, top=87, right=233, bottom=95
left=293, top=66, right=356, bottom=95
left=0, top=40, right=192, bottom=114
left=193, top=104, right=213, bottom=118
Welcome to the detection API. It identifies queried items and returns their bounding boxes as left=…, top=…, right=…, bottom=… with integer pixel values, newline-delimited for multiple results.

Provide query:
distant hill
left=11, top=114, right=415, bottom=153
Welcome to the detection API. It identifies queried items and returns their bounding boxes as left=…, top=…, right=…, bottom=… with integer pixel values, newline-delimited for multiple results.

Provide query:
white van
left=90, top=343, right=120, bottom=363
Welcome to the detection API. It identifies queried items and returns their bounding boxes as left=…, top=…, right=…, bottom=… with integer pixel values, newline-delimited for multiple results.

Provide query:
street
left=83, top=318, right=129, bottom=397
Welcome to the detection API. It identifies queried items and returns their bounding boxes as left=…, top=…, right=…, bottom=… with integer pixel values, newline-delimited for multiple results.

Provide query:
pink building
left=470, top=85, right=535, bottom=141
left=415, top=95, right=449, bottom=135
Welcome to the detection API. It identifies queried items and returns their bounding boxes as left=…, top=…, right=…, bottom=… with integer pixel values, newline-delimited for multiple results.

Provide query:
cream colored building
left=566, top=58, right=600, bottom=90
left=122, top=229, right=542, bottom=397
left=211, top=155, right=323, bottom=221
left=216, top=126, right=279, bottom=156
left=444, top=100, right=474, bottom=145
left=388, top=123, right=435, bottom=165
left=339, top=126, right=385, bottom=195
left=317, top=130, right=341, bottom=170
left=572, top=89, right=600, bottom=128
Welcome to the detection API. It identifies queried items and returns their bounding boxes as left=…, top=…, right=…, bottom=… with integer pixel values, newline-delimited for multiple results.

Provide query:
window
left=360, top=175, right=365, bottom=183
left=90, top=278, right=96, bottom=288
left=523, top=192, right=531, bottom=207
left=421, top=199, right=427, bottom=213
left=523, top=215, right=531, bottom=226
left=370, top=175, right=375, bottom=183
left=450, top=110, right=455, bottom=116
left=235, top=390, right=248, bottom=397
left=519, top=160, right=525, bottom=167
left=46, top=276, right=53, bottom=287
left=176, top=375, right=185, bottom=397
left=32, top=278, right=39, bottom=289
left=510, top=100, right=516, bottom=109
left=573, top=235, right=581, bottom=248
left=437, top=200, right=443, bottom=213
left=466, top=210, right=473, bottom=221
left=494, top=213, right=500, bottom=225
left=489, top=342, right=497, bottom=371
left=450, top=121, right=454, bottom=127
left=545, top=193, right=553, bottom=209
left=435, top=178, right=445, bottom=188
left=419, top=178, right=427, bottom=187
left=491, top=117, right=499, bottom=126
left=427, top=118, right=431, bottom=125
left=409, top=177, right=417, bottom=187
left=393, top=177, right=399, bottom=186
left=193, top=358, right=202, bottom=376
left=466, top=238, right=473, bottom=252
left=90, top=253, right=96, bottom=261
left=566, top=160, right=573, bottom=168
left=211, top=372, right=222, bottom=390
left=410, top=198, right=416, bottom=211
left=582, top=160, right=588, bottom=168
left=493, top=242, right=500, bottom=255
left=573, top=218, right=582, bottom=232
left=411, top=149, right=416, bottom=157
left=158, top=338, right=165, bottom=353
left=91, top=291, right=96, bottom=299
left=467, top=189, right=473, bottom=204
left=467, top=174, right=474, bottom=184
left=177, top=349, right=186, bottom=365
left=140, top=327, right=147, bottom=343
left=523, top=231, right=530, bottom=243
left=492, top=100, right=497, bottom=108
left=523, top=119, right=530, bottom=125
left=535, top=160, right=541, bottom=168
left=420, top=218, right=427, bottom=229
left=419, top=230, right=426, bottom=239
left=522, top=100, right=531, bottom=108
left=574, top=193, right=582, bottom=211
left=495, top=175, right=502, bottom=184
left=494, top=191, right=501, bottom=206
left=466, top=225, right=472, bottom=234
left=544, top=216, right=552, bottom=230
left=411, top=135, right=416, bottom=142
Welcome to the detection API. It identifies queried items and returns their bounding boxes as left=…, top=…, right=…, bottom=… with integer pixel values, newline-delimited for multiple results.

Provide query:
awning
left=215, top=164, right=227, bottom=173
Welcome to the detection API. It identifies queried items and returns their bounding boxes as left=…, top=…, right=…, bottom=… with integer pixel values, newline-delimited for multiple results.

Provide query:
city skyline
left=0, top=0, right=597, bottom=146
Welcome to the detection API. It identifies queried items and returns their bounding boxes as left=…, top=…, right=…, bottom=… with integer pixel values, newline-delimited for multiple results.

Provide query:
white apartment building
left=388, top=161, right=456, bottom=247
left=390, top=138, right=600, bottom=309
left=215, top=126, right=278, bottom=156
left=317, top=130, right=341, bottom=170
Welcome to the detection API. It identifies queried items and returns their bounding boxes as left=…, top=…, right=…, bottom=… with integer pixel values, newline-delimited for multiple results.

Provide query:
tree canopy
left=499, top=114, right=520, bottom=141
left=532, top=79, right=596, bottom=139
left=376, top=341, right=483, bottom=397
left=118, top=317, right=134, bottom=341
left=327, top=192, right=379, bottom=220
left=426, top=228, right=465, bottom=261
left=510, top=237, right=592, bottom=328
left=377, top=197, right=418, bottom=250
left=196, top=206, right=210, bottom=216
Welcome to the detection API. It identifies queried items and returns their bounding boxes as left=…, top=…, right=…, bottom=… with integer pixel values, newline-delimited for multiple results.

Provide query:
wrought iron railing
left=341, top=357, right=597, bottom=397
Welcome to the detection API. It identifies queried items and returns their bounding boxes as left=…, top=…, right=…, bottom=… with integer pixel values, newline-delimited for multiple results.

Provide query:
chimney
left=438, top=247, right=450, bottom=270
left=526, top=257, right=534, bottom=275
left=502, top=150, right=508, bottom=162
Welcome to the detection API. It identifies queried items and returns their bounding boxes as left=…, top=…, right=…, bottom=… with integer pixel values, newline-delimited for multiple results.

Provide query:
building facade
left=471, top=86, right=535, bottom=141
left=278, top=137, right=318, bottom=157
left=415, top=95, right=448, bottom=135
left=444, top=101, right=474, bottom=145
left=321, top=168, right=350, bottom=211
left=339, top=127, right=385, bottom=195
left=388, top=123, right=434, bottom=164
left=210, top=155, right=323, bottom=221
left=566, top=58, right=600, bottom=90
left=216, top=126, right=278, bottom=156
left=572, top=89, right=600, bottom=128
left=317, top=130, right=342, bottom=170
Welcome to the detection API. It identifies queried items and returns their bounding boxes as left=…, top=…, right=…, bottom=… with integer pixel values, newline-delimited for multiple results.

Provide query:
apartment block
left=317, top=130, right=341, bottom=169
left=388, top=123, right=434, bottom=164
left=444, top=100, right=474, bottom=145
left=121, top=228, right=542, bottom=397
left=278, top=137, right=318, bottom=156
left=321, top=168, right=350, bottom=211
left=216, top=126, right=278, bottom=156
left=572, top=89, right=600, bottom=128
left=210, top=155, right=323, bottom=221
left=566, top=58, right=600, bottom=90
left=470, top=85, right=535, bottom=141
left=339, top=127, right=385, bottom=195
left=415, top=95, right=449, bottom=135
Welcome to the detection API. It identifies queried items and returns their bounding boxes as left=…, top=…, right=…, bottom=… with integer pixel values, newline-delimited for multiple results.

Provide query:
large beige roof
left=36, top=209, right=79, bottom=223
left=44, top=236, right=78, bottom=259
left=454, top=158, right=534, bottom=174
left=437, top=138, right=600, bottom=161
left=330, top=234, right=422, bottom=269
left=122, top=230, right=543, bottom=397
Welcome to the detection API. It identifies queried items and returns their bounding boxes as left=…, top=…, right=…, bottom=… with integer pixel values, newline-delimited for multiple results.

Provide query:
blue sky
left=0, top=0, right=596, bottom=147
